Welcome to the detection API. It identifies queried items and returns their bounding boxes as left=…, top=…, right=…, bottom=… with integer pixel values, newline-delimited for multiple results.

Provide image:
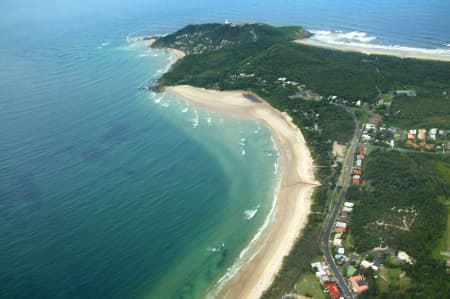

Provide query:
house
left=333, top=238, right=342, bottom=247
left=418, top=129, right=427, bottom=140
left=429, top=128, right=438, bottom=140
left=356, top=159, right=362, bottom=167
left=365, top=123, right=376, bottom=131
left=353, top=169, right=362, bottom=175
left=407, top=132, right=416, bottom=139
left=338, top=216, right=348, bottom=223
left=361, top=134, right=372, bottom=141
left=337, top=247, right=345, bottom=255
left=360, top=260, right=372, bottom=269
left=343, top=207, right=353, bottom=213
left=397, top=251, right=414, bottom=264
left=352, top=178, right=360, bottom=185
left=344, top=202, right=354, bottom=208
left=408, top=129, right=417, bottom=139
left=325, top=284, right=341, bottom=299
left=419, top=142, right=433, bottom=150
left=336, top=222, right=347, bottom=229
left=394, top=90, right=416, bottom=96
left=356, top=154, right=365, bottom=160
left=335, top=227, right=346, bottom=234
left=406, top=140, right=419, bottom=149
left=350, top=275, right=369, bottom=293
left=357, top=147, right=366, bottom=155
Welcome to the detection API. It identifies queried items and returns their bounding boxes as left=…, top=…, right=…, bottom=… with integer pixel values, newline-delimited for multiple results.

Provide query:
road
left=322, top=108, right=362, bottom=299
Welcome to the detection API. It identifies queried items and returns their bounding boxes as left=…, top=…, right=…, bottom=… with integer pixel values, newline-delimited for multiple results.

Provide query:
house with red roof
left=357, top=147, right=366, bottom=155
left=325, top=283, right=341, bottom=299
left=350, top=275, right=369, bottom=293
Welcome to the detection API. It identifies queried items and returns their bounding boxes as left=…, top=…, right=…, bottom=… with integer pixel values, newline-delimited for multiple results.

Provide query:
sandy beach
left=296, top=38, right=450, bottom=62
left=165, top=85, right=318, bottom=299
left=167, top=48, right=185, bottom=61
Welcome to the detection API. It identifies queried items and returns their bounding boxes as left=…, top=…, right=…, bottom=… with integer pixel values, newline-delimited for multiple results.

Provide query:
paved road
left=322, top=108, right=362, bottom=299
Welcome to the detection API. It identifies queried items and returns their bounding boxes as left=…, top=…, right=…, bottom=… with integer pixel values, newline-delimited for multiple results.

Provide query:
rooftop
left=350, top=275, right=369, bottom=293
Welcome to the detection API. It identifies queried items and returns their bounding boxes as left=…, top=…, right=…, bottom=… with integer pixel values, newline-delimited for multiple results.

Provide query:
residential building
left=350, top=275, right=369, bottom=293
left=429, top=128, right=438, bottom=140
left=325, top=284, right=341, bottom=299
left=418, top=129, right=427, bottom=140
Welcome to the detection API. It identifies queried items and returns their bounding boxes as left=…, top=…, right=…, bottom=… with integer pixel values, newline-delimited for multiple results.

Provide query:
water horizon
left=1, top=0, right=449, bottom=298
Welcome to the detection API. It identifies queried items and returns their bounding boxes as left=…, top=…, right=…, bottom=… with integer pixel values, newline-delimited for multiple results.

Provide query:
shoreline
left=295, top=38, right=450, bottom=62
left=165, top=85, right=318, bottom=299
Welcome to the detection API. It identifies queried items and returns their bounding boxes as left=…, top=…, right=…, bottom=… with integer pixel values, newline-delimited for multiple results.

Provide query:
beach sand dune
left=295, top=38, right=450, bottom=62
left=165, top=85, right=318, bottom=299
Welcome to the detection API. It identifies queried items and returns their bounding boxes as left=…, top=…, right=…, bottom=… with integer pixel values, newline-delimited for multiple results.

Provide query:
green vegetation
left=295, top=272, right=325, bottom=299
left=156, top=26, right=356, bottom=299
left=387, top=93, right=450, bottom=128
left=153, top=23, right=450, bottom=298
left=348, top=150, right=450, bottom=298
left=376, top=266, right=412, bottom=293
left=154, top=23, right=449, bottom=128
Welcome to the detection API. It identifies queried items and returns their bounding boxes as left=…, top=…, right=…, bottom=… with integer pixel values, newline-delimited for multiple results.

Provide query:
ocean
left=1, top=0, right=449, bottom=298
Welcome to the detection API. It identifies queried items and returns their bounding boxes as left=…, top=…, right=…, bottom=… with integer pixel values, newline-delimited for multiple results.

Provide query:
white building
left=429, top=128, right=438, bottom=140
left=365, top=123, right=376, bottom=131
left=361, top=134, right=372, bottom=141
left=336, top=222, right=347, bottom=228
left=333, top=238, right=342, bottom=247
left=344, top=202, right=354, bottom=208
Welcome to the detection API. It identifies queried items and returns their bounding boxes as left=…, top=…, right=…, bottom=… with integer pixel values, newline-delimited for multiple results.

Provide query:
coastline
left=295, top=38, right=450, bottom=62
left=165, top=85, right=318, bottom=299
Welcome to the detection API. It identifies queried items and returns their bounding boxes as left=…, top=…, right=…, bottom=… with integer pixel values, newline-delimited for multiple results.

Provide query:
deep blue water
left=1, top=1, right=449, bottom=298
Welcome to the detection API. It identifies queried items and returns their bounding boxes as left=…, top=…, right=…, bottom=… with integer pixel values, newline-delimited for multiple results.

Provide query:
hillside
left=151, top=23, right=450, bottom=298
left=153, top=23, right=450, bottom=128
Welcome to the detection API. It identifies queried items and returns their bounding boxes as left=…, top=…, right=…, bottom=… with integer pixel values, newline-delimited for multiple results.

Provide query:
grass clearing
left=295, top=272, right=325, bottom=299
left=376, top=267, right=412, bottom=293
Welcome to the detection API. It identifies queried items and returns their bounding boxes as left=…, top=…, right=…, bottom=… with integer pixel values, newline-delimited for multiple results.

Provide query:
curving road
left=322, top=107, right=362, bottom=299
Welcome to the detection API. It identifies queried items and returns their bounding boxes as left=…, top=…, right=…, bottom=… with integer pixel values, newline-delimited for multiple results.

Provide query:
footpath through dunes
left=165, top=85, right=319, bottom=299
left=295, top=37, right=450, bottom=62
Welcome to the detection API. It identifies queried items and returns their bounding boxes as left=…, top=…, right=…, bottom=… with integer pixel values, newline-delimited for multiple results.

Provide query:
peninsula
left=151, top=22, right=450, bottom=299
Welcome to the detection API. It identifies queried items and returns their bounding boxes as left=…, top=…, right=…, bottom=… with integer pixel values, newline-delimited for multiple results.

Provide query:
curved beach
left=295, top=38, right=450, bottom=62
left=165, top=85, right=318, bottom=299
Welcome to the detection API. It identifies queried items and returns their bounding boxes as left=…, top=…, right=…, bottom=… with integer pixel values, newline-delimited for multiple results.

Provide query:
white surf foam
left=207, top=243, right=225, bottom=253
left=101, top=42, right=110, bottom=47
left=208, top=138, right=282, bottom=298
left=310, top=29, right=450, bottom=58
left=244, top=205, right=260, bottom=220
left=273, top=158, right=279, bottom=175
left=311, top=30, right=376, bottom=43
left=191, top=109, right=199, bottom=128
left=181, top=107, right=189, bottom=113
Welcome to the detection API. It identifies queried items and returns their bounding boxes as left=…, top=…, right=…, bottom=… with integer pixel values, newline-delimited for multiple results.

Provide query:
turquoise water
left=0, top=33, right=278, bottom=298
left=1, top=0, right=449, bottom=298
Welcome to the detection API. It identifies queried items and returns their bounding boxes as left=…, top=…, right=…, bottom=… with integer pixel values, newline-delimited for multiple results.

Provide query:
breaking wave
left=244, top=205, right=260, bottom=220
left=309, top=30, right=450, bottom=58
